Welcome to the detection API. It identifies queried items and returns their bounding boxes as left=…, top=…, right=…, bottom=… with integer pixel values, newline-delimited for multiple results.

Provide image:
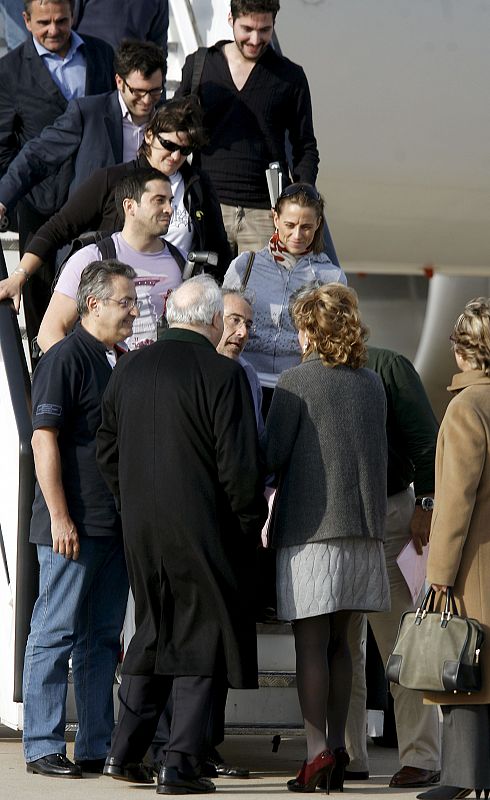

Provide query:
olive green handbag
left=386, top=587, right=484, bottom=694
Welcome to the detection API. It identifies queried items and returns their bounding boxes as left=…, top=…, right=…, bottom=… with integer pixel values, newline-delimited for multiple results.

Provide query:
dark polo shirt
left=30, top=324, right=121, bottom=545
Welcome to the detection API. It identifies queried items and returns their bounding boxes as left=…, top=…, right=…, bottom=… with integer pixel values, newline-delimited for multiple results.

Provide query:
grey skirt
left=276, top=537, right=390, bottom=621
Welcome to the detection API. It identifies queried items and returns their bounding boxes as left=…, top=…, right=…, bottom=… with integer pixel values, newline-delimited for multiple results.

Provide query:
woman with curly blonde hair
left=265, top=283, right=390, bottom=793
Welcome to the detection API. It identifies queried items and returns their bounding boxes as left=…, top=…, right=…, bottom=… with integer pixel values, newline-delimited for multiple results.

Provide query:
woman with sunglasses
left=0, top=96, right=231, bottom=312
left=223, top=183, right=346, bottom=407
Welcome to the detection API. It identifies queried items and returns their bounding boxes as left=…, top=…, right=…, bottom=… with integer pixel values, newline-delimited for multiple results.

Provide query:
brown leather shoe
left=390, top=766, right=441, bottom=788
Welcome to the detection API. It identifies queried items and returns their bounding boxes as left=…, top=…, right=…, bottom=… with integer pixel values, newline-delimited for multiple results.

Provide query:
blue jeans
left=23, top=537, right=129, bottom=762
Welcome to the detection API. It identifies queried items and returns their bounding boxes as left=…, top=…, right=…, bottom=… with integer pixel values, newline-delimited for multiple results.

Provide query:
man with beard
left=96, top=275, right=267, bottom=794
left=36, top=168, right=184, bottom=353
left=175, top=0, right=340, bottom=261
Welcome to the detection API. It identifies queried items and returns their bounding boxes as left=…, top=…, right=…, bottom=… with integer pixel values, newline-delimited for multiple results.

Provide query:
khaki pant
left=345, top=488, right=441, bottom=771
left=220, top=204, right=274, bottom=257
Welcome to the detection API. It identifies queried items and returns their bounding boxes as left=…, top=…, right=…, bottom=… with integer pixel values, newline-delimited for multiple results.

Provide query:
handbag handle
left=416, top=586, right=436, bottom=619
left=416, top=586, right=458, bottom=627
left=441, top=586, right=458, bottom=627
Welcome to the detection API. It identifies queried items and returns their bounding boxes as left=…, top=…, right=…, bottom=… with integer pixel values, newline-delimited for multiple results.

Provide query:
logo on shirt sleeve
left=35, top=403, right=62, bottom=416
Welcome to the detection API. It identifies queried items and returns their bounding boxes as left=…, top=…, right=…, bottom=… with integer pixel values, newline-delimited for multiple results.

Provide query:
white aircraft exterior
left=171, top=0, right=490, bottom=416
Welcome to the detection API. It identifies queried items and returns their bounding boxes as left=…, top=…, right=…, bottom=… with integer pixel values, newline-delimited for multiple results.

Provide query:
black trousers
left=148, top=682, right=228, bottom=768
left=110, top=674, right=215, bottom=774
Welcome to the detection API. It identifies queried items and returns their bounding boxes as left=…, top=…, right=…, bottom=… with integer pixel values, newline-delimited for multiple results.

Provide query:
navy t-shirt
left=30, top=324, right=121, bottom=545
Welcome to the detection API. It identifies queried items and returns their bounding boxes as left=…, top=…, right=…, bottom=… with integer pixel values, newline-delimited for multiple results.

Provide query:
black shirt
left=30, top=324, right=121, bottom=545
left=177, top=42, right=319, bottom=208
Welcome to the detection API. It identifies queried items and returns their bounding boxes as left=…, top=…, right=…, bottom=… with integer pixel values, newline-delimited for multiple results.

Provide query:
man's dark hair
left=230, top=0, right=280, bottom=22
left=77, top=260, right=137, bottom=317
left=114, top=39, right=166, bottom=80
left=23, top=0, right=75, bottom=15
left=115, top=168, right=170, bottom=215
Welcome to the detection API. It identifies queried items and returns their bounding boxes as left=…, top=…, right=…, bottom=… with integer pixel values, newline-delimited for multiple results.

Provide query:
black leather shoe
left=76, top=758, right=106, bottom=774
left=202, top=759, right=250, bottom=779
left=202, top=748, right=250, bottom=779
left=416, top=788, right=471, bottom=800
left=103, top=757, right=154, bottom=783
left=157, top=766, right=216, bottom=794
left=26, top=754, right=82, bottom=778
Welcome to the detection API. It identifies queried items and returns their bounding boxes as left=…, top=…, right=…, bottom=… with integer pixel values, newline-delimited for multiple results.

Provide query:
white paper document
left=396, top=539, right=429, bottom=605
left=261, top=487, right=276, bottom=548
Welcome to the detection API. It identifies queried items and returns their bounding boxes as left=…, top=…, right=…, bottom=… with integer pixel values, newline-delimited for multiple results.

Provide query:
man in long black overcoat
left=96, top=275, right=267, bottom=794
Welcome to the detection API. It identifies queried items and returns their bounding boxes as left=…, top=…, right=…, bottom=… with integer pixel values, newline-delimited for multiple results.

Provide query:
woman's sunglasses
left=278, top=183, right=320, bottom=202
left=155, top=134, right=194, bottom=157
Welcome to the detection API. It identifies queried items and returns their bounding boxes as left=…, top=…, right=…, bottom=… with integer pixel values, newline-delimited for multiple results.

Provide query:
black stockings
left=292, top=611, right=353, bottom=762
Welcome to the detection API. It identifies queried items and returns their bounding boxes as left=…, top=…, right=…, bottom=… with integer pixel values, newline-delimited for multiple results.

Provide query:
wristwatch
left=415, top=496, right=434, bottom=511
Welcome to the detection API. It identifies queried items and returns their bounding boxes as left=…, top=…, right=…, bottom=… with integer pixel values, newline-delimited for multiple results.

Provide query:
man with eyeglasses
left=23, top=260, right=138, bottom=778
left=0, top=38, right=165, bottom=348
left=37, top=168, right=184, bottom=354
left=217, top=289, right=264, bottom=437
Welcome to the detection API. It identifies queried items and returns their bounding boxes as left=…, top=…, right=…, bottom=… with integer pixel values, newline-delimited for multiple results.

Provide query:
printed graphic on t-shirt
left=130, top=277, right=173, bottom=349
left=171, top=204, right=191, bottom=230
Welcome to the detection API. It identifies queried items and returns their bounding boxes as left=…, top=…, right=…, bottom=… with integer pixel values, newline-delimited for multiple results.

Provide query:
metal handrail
left=169, top=0, right=202, bottom=55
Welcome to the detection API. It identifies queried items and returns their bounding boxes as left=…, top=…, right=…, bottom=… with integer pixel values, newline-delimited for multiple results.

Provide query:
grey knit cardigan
left=265, top=356, right=387, bottom=548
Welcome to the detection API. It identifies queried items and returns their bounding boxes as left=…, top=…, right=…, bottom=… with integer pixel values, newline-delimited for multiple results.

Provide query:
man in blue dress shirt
left=0, top=0, right=114, bottom=347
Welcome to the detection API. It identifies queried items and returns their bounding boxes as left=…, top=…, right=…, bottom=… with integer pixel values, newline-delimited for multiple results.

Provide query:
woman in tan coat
left=420, top=299, right=490, bottom=800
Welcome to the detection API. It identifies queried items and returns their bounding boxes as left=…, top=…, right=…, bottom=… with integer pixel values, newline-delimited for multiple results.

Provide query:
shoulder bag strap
left=240, top=251, right=255, bottom=291
left=165, top=239, right=187, bottom=274
left=191, top=47, right=208, bottom=95
left=96, top=236, right=117, bottom=260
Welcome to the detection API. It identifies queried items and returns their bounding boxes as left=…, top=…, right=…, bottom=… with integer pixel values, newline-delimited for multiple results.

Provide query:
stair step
left=258, top=671, right=296, bottom=688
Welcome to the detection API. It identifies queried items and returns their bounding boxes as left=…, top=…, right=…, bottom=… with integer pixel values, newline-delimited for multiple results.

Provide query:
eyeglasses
left=155, top=133, right=194, bottom=157
left=105, top=297, right=141, bottom=311
left=277, top=183, right=321, bottom=203
left=225, top=313, right=255, bottom=333
left=122, top=78, right=164, bottom=100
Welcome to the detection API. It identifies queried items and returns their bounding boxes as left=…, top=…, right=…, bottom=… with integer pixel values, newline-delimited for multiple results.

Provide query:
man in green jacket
left=345, top=347, right=442, bottom=789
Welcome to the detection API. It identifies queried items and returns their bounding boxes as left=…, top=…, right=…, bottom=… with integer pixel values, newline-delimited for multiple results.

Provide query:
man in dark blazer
left=0, top=36, right=165, bottom=352
left=96, top=275, right=267, bottom=794
left=0, top=0, right=114, bottom=348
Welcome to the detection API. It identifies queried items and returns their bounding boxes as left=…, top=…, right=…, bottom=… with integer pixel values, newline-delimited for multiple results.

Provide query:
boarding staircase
left=0, top=1, right=389, bottom=737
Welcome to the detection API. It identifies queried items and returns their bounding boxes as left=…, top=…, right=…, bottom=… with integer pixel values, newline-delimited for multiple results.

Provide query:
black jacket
left=97, top=329, right=267, bottom=684
left=0, top=33, right=115, bottom=215
left=27, top=156, right=232, bottom=279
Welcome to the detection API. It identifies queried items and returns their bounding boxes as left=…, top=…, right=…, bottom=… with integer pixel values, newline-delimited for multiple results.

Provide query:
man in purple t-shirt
left=37, top=167, right=184, bottom=353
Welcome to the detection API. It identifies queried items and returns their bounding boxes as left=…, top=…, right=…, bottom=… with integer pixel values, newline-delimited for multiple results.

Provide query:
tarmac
left=0, top=727, right=457, bottom=800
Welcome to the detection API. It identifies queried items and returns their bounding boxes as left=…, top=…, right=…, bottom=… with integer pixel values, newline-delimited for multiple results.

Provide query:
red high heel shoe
left=287, top=749, right=336, bottom=793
